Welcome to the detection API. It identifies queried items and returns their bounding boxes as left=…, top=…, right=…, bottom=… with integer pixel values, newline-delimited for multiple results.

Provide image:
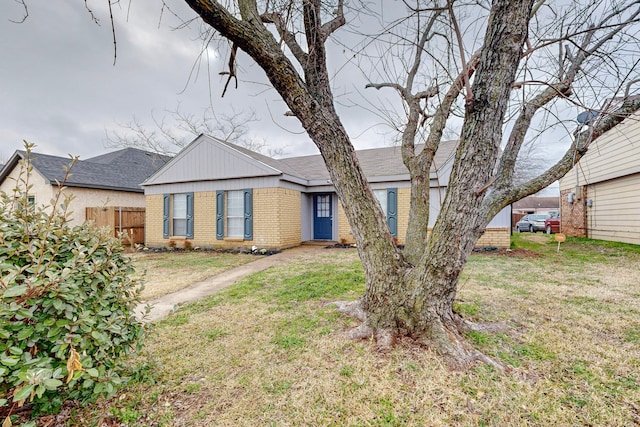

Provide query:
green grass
left=133, top=250, right=259, bottom=300
left=64, top=240, right=640, bottom=426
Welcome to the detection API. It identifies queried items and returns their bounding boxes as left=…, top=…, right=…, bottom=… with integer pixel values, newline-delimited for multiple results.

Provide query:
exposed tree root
left=346, top=322, right=374, bottom=340
left=375, top=328, right=394, bottom=349
left=416, top=316, right=506, bottom=371
left=453, top=313, right=511, bottom=334
left=331, top=299, right=506, bottom=371
left=330, top=300, right=367, bottom=322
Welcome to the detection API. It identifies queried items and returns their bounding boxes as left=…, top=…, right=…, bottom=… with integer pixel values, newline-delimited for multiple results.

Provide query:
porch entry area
left=313, top=193, right=333, bottom=240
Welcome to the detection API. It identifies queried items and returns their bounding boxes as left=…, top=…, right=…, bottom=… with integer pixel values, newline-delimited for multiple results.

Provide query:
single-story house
left=0, top=147, right=171, bottom=227
left=142, top=135, right=511, bottom=250
left=512, top=196, right=559, bottom=216
left=560, top=111, right=640, bottom=244
left=511, top=195, right=559, bottom=228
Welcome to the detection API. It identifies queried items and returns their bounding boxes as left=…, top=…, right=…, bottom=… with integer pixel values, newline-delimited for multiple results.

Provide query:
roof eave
left=57, top=182, right=144, bottom=193
left=0, top=151, right=25, bottom=183
left=141, top=171, right=284, bottom=187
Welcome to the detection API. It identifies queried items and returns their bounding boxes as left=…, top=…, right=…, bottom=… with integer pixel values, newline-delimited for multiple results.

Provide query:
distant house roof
left=512, top=195, right=559, bottom=211
left=0, top=147, right=171, bottom=193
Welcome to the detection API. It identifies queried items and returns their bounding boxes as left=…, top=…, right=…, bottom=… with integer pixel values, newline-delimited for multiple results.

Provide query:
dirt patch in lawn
left=473, top=247, right=541, bottom=258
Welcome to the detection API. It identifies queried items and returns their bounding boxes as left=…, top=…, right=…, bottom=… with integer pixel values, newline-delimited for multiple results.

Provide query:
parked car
left=515, top=214, right=548, bottom=233
left=544, top=213, right=560, bottom=234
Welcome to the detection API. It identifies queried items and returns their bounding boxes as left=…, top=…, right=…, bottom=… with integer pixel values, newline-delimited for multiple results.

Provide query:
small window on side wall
left=163, top=193, right=194, bottom=239
left=172, top=193, right=188, bottom=236
left=216, top=189, right=253, bottom=240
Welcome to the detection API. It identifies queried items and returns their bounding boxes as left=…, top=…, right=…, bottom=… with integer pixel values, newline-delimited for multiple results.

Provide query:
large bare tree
left=17, top=0, right=640, bottom=368
left=176, top=0, right=640, bottom=368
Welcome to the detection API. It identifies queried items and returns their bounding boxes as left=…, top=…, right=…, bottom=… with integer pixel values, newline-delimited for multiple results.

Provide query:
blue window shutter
left=243, top=188, right=253, bottom=240
left=216, top=190, right=224, bottom=240
left=387, top=188, right=397, bottom=237
left=163, top=194, right=170, bottom=238
left=186, top=192, right=194, bottom=239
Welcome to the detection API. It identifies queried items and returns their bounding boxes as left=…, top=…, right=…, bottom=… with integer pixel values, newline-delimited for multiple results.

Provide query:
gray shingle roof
left=512, top=196, right=559, bottom=210
left=1, top=148, right=171, bottom=193
left=220, top=139, right=457, bottom=182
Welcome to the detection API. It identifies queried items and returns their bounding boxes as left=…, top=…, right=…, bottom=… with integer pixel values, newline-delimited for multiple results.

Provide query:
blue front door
left=313, top=194, right=333, bottom=240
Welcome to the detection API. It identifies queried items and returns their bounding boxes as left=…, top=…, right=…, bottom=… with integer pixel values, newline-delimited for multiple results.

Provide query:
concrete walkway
left=137, top=244, right=327, bottom=322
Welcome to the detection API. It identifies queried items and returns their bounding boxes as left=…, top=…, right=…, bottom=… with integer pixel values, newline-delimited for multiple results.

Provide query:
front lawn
left=71, top=236, right=640, bottom=426
left=131, top=250, right=260, bottom=301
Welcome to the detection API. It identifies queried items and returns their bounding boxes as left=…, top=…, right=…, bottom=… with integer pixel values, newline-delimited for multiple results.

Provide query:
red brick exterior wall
left=560, top=187, right=587, bottom=237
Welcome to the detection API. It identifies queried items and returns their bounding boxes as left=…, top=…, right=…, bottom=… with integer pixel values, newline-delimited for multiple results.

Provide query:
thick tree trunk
left=342, top=0, right=534, bottom=369
left=187, top=0, right=532, bottom=369
left=341, top=239, right=499, bottom=369
left=403, top=174, right=430, bottom=265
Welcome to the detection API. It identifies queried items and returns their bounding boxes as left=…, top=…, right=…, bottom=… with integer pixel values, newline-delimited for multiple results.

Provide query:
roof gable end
left=143, top=135, right=282, bottom=186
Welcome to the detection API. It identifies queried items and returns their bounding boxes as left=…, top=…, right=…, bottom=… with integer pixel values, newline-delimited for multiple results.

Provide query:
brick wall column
left=560, top=187, right=587, bottom=237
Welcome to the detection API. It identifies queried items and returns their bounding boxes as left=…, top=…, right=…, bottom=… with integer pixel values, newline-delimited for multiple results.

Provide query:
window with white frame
left=163, top=192, right=193, bottom=239
left=226, top=190, right=245, bottom=238
left=373, top=189, right=387, bottom=217
left=172, top=193, right=188, bottom=236
left=216, top=189, right=253, bottom=240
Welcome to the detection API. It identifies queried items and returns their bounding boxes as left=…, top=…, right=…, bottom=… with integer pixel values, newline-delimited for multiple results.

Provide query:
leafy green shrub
left=0, top=145, right=146, bottom=422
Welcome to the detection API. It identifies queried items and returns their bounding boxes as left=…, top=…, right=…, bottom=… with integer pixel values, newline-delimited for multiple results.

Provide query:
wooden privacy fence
left=86, top=207, right=145, bottom=245
left=512, top=213, right=526, bottom=228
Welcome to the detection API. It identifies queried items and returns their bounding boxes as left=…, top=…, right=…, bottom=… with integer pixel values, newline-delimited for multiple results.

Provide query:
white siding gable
left=143, top=135, right=281, bottom=186
left=560, top=112, right=640, bottom=190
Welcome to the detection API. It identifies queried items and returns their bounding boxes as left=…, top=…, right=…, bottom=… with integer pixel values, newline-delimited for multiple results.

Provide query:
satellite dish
left=577, top=110, right=598, bottom=124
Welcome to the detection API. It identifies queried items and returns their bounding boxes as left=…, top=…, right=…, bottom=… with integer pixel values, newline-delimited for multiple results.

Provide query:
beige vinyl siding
left=586, top=173, right=640, bottom=244
left=560, top=112, right=640, bottom=190
left=1, top=162, right=144, bottom=227
left=0, top=163, right=55, bottom=208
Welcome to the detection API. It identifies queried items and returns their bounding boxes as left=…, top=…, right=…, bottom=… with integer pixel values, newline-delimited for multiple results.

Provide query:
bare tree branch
left=484, top=96, right=640, bottom=220
left=489, top=2, right=640, bottom=208
left=108, top=0, right=117, bottom=65
left=447, top=0, right=473, bottom=105
left=9, top=0, right=29, bottom=24
left=320, top=0, right=345, bottom=40
left=220, top=42, right=238, bottom=97
left=104, top=105, right=281, bottom=156
left=261, top=11, right=309, bottom=66
left=84, top=0, right=100, bottom=24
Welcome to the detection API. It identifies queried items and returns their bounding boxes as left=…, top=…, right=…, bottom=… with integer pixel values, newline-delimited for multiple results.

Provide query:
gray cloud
left=1, top=1, right=405, bottom=163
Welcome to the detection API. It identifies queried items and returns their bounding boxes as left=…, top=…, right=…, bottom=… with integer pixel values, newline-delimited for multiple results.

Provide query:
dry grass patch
left=71, top=240, right=640, bottom=426
left=131, top=250, right=260, bottom=301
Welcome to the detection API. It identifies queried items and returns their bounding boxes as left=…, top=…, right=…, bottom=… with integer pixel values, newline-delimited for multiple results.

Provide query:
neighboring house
left=559, top=111, right=640, bottom=244
left=512, top=196, right=559, bottom=216
left=142, top=135, right=511, bottom=250
left=0, top=148, right=171, bottom=227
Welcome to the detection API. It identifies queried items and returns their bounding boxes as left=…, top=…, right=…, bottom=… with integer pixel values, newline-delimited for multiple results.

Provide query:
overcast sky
left=1, top=0, right=391, bottom=161
left=0, top=1, right=566, bottom=195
